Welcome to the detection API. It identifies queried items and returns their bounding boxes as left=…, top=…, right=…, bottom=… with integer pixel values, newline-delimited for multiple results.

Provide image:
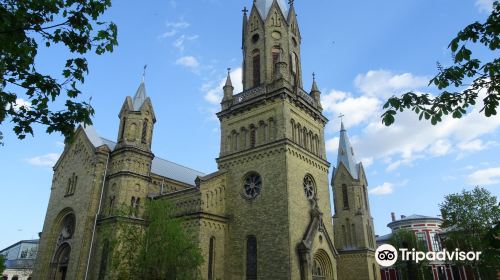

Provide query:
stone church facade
left=33, top=1, right=378, bottom=279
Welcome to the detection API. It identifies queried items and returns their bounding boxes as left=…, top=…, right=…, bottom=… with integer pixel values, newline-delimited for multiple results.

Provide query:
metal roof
left=255, top=0, right=289, bottom=19
left=132, top=82, right=147, bottom=111
left=336, top=121, right=359, bottom=179
left=81, top=127, right=205, bottom=186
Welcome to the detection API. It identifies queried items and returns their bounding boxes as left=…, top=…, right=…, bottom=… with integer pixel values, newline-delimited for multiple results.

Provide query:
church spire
left=310, top=73, right=323, bottom=110
left=132, top=65, right=148, bottom=111
left=337, top=119, right=359, bottom=179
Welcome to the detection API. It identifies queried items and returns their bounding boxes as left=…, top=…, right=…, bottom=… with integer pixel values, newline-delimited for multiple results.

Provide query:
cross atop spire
left=338, top=113, right=346, bottom=131
left=242, top=6, right=249, bottom=14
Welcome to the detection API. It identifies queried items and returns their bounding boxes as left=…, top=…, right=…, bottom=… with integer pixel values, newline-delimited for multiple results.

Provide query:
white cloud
left=475, top=0, right=494, bottom=13
left=202, top=68, right=243, bottom=105
left=354, top=70, right=428, bottom=98
left=10, top=98, right=31, bottom=112
left=325, top=70, right=500, bottom=171
left=26, top=153, right=60, bottom=167
left=160, top=18, right=189, bottom=38
left=175, top=56, right=200, bottom=70
left=325, top=137, right=339, bottom=153
left=369, top=182, right=394, bottom=195
left=322, top=90, right=380, bottom=128
left=468, top=167, right=500, bottom=186
left=173, top=34, right=199, bottom=51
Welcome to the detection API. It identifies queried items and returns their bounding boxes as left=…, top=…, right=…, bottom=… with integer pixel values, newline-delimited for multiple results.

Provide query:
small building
left=1, top=240, right=39, bottom=280
left=376, top=213, right=472, bottom=280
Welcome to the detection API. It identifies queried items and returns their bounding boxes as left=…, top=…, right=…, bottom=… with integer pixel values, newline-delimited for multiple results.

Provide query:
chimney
left=391, top=212, right=396, bottom=222
left=401, top=215, right=406, bottom=219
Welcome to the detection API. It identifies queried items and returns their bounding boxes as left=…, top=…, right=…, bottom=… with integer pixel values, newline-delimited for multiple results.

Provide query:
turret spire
left=132, top=81, right=147, bottom=111
left=337, top=118, right=359, bottom=179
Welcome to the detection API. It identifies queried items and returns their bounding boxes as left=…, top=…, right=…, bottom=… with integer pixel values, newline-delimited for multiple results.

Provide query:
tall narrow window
left=272, top=47, right=281, bottom=78
left=252, top=51, right=260, bottom=87
left=250, top=126, right=256, bottom=148
left=119, top=118, right=126, bottom=141
left=141, top=119, right=148, bottom=143
left=363, top=185, right=369, bottom=210
left=246, top=236, right=257, bottom=280
left=342, top=184, right=349, bottom=209
left=208, top=237, right=215, bottom=280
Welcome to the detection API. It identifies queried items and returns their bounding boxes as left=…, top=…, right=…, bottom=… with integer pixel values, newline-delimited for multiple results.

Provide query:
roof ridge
left=153, top=157, right=205, bottom=175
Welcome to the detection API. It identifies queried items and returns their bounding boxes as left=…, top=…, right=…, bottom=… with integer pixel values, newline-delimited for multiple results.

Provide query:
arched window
left=72, top=175, right=77, bottom=194
left=141, top=119, right=148, bottom=143
left=98, top=240, right=110, bottom=280
left=290, top=119, right=296, bottom=141
left=250, top=125, right=256, bottom=148
left=119, top=118, right=126, bottom=141
left=130, top=197, right=136, bottom=217
left=108, top=195, right=115, bottom=216
left=240, top=127, right=247, bottom=150
left=342, top=184, right=349, bottom=209
left=303, top=175, right=315, bottom=200
left=246, top=236, right=257, bottom=280
left=208, top=237, right=215, bottom=280
left=66, top=178, right=72, bottom=195
left=252, top=50, right=260, bottom=87
left=362, top=185, right=368, bottom=210
left=272, top=46, right=281, bottom=78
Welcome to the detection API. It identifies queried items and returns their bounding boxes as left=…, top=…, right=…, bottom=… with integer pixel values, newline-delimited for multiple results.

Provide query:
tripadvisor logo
left=375, top=244, right=482, bottom=267
left=375, top=244, right=398, bottom=267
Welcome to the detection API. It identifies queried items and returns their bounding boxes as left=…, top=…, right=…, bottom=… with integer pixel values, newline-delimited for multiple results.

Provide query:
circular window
left=244, top=172, right=262, bottom=199
left=252, top=34, right=260, bottom=43
left=303, top=175, right=315, bottom=200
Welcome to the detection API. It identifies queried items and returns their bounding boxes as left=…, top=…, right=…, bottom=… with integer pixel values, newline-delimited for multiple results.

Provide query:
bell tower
left=217, top=1, right=338, bottom=279
left=332, top=121, right=380, bottom=280
left=242, top=0, right=303, bottom=90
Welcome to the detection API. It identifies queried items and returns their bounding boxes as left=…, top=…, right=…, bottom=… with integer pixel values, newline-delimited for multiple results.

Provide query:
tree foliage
left=0, top=0, right=118, bottom=144
left=389, top=230, right=431, bottom=280
left=439, top=186, right=500, bottom=278
left=382, top=1, right=499, bottom=126
left=104, top=200, right=203, bottom=280
left=0, top=254, right=6, bottom=273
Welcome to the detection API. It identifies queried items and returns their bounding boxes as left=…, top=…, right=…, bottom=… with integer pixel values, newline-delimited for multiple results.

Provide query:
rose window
left=244, top=173, right=262, bottom=199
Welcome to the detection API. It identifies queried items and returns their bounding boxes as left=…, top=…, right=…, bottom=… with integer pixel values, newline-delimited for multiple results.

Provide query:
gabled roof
left=255, top=0, right=289, bottom=19
left=80, top=126, right=205, bottom=186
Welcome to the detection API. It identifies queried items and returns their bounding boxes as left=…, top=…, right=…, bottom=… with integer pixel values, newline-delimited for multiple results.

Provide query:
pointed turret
left=116, top=77, right=156, bottom=151
left=337, top=121, right=359, bottom=179
left=221, top=69, right=234, bottom=110
left=132, top=81, right=147, bottom=111
left=310, top=73, right=322, bottom=110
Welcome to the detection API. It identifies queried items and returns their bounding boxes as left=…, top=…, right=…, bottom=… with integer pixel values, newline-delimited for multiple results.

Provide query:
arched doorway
left=312, top=249, right=334, bottom=280
left=50, top=212, right=75, bottom=280
left=52, top=243, right=71, bottom=280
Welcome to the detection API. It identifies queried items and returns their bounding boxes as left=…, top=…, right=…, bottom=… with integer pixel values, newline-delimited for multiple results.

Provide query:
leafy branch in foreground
left=0, top=0, right=118, bottom=144
left=382, top=1, right=499, bottom=126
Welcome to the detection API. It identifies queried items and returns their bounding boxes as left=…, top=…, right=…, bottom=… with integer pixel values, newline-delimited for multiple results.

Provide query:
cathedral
left=33, top=0, right=379, bottom=279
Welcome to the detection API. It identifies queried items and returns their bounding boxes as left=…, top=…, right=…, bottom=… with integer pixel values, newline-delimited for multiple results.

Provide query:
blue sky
left=1, top=0, right=499, bottom=249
